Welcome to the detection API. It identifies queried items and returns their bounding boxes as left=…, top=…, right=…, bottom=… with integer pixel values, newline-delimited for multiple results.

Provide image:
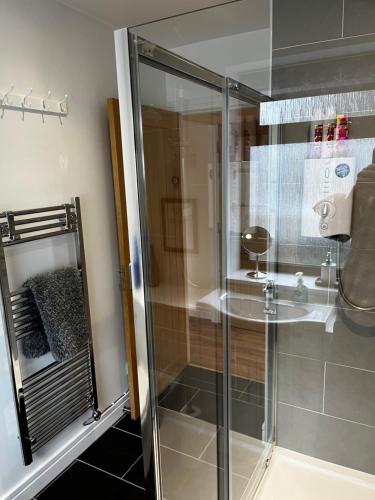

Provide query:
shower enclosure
left=114, top=1, right=375, bottom=497
left=115, top=29, right=277, bottom=500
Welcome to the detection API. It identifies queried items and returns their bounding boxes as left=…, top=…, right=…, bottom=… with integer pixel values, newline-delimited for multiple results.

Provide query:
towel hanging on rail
left=24, top=267, right=89, bottom=362
left=21, top=320, right=50, bottom=359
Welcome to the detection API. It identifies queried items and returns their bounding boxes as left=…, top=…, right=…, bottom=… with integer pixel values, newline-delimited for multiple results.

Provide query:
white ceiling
left=56, top=0, right=236, bottom=29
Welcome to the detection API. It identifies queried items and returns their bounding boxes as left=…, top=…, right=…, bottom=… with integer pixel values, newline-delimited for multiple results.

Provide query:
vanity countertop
left=228, top=269, right=336, bottom=293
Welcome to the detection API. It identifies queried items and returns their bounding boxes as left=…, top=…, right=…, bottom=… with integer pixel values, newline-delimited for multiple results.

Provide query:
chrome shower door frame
left=114, top=27, right=275, bottom=500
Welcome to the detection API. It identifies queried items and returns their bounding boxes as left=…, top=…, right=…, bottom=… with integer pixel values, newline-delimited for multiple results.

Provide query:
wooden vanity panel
left=142, top=106, right=189, bottom=395
left=189, top=315, right=265, bottom=383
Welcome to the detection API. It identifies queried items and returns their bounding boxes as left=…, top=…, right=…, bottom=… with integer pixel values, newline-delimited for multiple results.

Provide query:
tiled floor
left=34, top=410, right=154, bottom=499
left=159, top=365, right=265, bottom=439
left=157, top=366, right=267, bottom=500
left=34, top=366, right=266, bottom=500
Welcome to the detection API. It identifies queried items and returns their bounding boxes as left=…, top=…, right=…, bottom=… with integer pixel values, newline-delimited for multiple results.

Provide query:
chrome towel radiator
left=0, top=197, right=100, bottom=466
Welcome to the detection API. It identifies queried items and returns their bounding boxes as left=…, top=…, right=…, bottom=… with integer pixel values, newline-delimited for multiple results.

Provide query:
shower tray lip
left=253, top=447, right=375, bottom=500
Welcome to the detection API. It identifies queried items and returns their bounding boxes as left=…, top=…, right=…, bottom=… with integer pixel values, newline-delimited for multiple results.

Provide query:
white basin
left=224, top=295, right=309, bottom=324
left=195, top=289, right=332, bottom=326
left=218, top=293, right=330, bottom=323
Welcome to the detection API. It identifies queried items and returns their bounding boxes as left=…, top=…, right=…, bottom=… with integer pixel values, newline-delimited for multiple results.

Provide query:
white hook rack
left=0, top=85, right=69, bottom=119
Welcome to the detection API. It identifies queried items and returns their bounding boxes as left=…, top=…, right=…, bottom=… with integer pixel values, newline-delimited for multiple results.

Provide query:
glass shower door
left=223, top=82, right=277, bottom=499
left=122, top=32, right=276, bottom=500
left=134, top=43, right=226, bottom=500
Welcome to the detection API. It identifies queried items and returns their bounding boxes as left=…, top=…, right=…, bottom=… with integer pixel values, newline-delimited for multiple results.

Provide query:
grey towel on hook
left=24, top=267, right=89, bottom=362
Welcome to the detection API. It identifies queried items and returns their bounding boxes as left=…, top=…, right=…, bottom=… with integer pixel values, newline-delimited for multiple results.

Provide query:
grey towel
left=340, top=164, right=375, bottom=316
left=21, top=320, right=50, bottom=359
left=24, top=267, right=89, bottom=362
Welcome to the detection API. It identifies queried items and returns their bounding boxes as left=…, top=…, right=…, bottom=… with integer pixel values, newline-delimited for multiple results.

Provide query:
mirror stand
left=241, top=226, right=271, bottom=280
left=246, top=254, right=267, bottom=280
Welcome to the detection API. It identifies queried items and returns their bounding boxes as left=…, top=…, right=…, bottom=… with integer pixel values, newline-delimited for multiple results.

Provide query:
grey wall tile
left=277, top=353, right=325, bottom=411
left=344, top=0, right=375, bottom=37
left=325, top=309, right=375, bottom=371
left=278, top=322, right=326, bottom=360
left=277, top=402, right=375, bottom=475
left=273, top=0, right=343, bottom=49
left=325, top=363, right=375, bottom=426
left=272, top=41, right=375, bottom=98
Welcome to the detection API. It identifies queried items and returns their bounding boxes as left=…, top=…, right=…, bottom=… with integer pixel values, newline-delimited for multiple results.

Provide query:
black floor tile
left=181, top=388, right=264, bottom=438
left=180, top=365, right=222, bottom=385
left=231, top=375, right=249, bottom=392
left=246, top=380, right=265, bottom=398
left=231, top=388, right=245, bottom=400
left=79, top=427, right=142, bottom=477
left=238, top=390, right=264, bottom=406
left=238, top=379, right=265, bottom=405
left=36, top=460, right=153, bottom=499
left=177, top=365, right=251, bottom=395
left=182, top=390, right=224, bottom=425
left=231, top=398, right=264, bottom=439
left=158, top=382, right=198, bottom=412
left=176, top=366, right=223, bottom=393
left=124, top=455, right=148, bottom=489
left=114, top=411, right=142, bottom=436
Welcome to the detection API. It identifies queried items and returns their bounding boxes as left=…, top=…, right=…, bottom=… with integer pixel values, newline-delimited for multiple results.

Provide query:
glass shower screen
left=124, top=33, right=276, bottom=500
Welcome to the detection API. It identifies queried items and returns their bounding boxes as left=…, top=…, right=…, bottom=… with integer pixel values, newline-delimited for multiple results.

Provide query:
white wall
left=0, top=0, right=126, bottom=496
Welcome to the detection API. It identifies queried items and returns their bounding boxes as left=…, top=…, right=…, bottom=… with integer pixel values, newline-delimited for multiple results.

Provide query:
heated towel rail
left=0, top=197, right=100, bottom=465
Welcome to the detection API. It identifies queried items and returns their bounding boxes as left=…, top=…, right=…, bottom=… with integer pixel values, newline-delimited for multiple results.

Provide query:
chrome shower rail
left=0, top=197, right=100, bottom=466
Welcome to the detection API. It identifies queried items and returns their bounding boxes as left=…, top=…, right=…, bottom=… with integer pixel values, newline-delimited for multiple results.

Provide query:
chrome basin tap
left=263, top=279, right=276, bottom=315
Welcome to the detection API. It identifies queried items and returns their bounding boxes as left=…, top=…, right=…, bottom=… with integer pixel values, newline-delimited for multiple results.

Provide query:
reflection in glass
left=139, top=61, right=225, bottom=500
left=135, top=41, right=277, bottom=498
left=241, top=226, right=272, bottom=279
left=226, top=95, right=276, bottom=499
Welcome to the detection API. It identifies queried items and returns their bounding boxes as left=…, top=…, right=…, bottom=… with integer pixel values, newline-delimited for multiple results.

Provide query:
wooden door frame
left=107, top=97, right=140, bottom=419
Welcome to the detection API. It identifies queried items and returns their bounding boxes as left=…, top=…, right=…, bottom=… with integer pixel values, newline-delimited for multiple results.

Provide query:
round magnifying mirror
left=241, top=226, right=272, bottom=279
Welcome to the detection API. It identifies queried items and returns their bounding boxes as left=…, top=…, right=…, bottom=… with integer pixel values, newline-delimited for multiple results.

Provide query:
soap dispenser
left=294, top=272, right=308, bottom=304
left=318, top=251, right=337, bottom=286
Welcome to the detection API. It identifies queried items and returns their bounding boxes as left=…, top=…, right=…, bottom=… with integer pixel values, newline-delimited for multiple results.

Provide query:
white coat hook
left=2, top=84, right=14, bottom=105
left=41, top=90, right=51, bottom=111
left=59, top=94, right=68, bottom=114
left=1, top=84, right=14, bottom=118
left=22, top=88, right=33, bottom=108
left=21, top=88, right=33, bottom=120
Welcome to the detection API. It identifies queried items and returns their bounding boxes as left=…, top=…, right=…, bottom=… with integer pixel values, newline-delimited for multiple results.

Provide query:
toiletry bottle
left=294, top=272, right=308, bottom=304
left=320, top=251, right=337, bottom=286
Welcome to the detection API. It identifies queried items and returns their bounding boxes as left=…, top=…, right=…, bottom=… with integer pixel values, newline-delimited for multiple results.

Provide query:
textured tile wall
left=272, top=0, right=375, bottom=475
left=250, top=139, right=375, bottom=268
